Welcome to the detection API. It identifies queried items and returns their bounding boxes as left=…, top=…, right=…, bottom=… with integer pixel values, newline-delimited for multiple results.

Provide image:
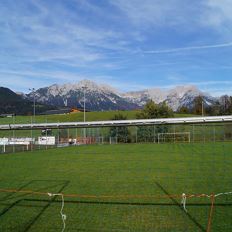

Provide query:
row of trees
left=57, top=96, right=232, bottom=143
left=109, top=95, right=232, bottom=143
left=109, top=100, right=173, bottom=142
left=178, top=95, right=232, bottom=116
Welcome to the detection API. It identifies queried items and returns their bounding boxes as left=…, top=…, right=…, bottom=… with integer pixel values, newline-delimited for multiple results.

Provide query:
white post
left=58, top=125, right=60, bottom=146
left=31, top=116, right=33, bottom=151
left=46, top=125, right=48, bottom=150
left=13, top=115, right=15, bottom=153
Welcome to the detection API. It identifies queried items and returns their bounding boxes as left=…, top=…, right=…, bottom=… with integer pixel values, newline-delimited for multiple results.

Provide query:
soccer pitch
left=0, top=143, right=231, bottom=231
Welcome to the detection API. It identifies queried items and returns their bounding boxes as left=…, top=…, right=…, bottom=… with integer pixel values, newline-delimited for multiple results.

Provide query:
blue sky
left=0, top=0, right=232, bottom=95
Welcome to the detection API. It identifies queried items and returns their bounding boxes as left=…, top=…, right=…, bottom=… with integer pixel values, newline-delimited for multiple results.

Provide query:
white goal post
left=95, top=136, right=104, bottom=144
left=109, top=137, right=118, bottom=144
left=158, top=132, right=191, bottom=144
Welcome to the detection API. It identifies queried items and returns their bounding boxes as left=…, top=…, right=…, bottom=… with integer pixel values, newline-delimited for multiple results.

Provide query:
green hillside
left=0, top=110, right=139, bottom=124
left=0, top=110, right=196, bottom=125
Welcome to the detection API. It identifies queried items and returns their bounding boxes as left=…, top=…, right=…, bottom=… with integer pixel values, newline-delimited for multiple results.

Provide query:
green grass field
left=0, top=143, right=231, bottom=231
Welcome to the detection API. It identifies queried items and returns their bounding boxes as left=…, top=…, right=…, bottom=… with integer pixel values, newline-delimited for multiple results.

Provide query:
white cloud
left=189, top=80, right=232, bottom=86
left=204, top=0, right=232, bottom=25
left=201, top=0, right=232, bottom=37
left=110, top=0, right=200, bottom=28
left=141, top=41, right=232, bottom=54
left=0, top=0, right=231, bottom=95
left=0, top=0, right=129, bottom=68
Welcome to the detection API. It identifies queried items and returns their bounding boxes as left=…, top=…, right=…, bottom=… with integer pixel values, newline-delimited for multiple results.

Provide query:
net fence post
left=13, top=115, right=15, bottom=153
left=174, top=125, right=176, bottom=143
left=207, top=194, right=215, bottom=232
left=213, top=124, right=216, bottom=143
left=136, top=126, right=138, bottom=144
left=153, top=125, right=154, bottom=143
left=192, top=124, right=195, bottom=143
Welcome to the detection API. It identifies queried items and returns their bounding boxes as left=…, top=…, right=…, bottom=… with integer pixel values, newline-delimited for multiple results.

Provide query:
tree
left=192, top=96, right=204, bottom=115
left=58, top=129, right=68, bottom=143
left=219, top=95, right=232, bottom=115
left=178, top=106, right=189, bottom=114
left=109, top=113, right=131, bottom=143
left=136, top=100, right=173, bottom=119
left=41, top=129, right=52, bottom=136
left=136, top=100, right=174, bottom=142
left=206, top=103, right=220, bottom=116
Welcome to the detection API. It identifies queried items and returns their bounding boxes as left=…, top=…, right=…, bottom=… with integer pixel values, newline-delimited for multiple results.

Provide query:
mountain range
left=0, top=80, right=224, bottom=114
left=0, top=87, right=55, bottom=115
left=25, top=80, right=216, bottom=111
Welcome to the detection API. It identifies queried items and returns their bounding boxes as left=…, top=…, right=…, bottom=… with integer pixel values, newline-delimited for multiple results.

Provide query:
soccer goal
left=95, top=136, right=104, bottom=144
left=158, top=132, right=191, bottom=144
left=109, top=136, right=118, bottom=144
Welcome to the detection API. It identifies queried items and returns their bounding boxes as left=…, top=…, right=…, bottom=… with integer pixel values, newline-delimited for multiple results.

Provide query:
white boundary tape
left=181, top=191, right=232, bottom=212
left=48, top=193, right=66, bottom=232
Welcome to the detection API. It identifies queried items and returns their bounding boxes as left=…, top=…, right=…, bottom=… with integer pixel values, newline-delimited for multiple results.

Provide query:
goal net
left=95, top=136, right=104, bottom=144
left=158, top=132, right=191, bottom=144
left=109, top=136, right=118, bottom=144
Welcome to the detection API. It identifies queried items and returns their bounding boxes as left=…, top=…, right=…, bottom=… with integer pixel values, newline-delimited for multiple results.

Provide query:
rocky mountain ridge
left=26, top=80, right=217, bottom=111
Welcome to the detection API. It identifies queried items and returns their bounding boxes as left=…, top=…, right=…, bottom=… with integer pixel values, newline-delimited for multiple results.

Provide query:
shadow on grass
left=155, top=182, right=206, bottom=232
left=0, top=179, right=70, bottom=232
left=23, top=198, right=232, bottom=207
left=0, top=180, right=36, bottom=201
left=0, top=180, right=70, bottom=202
left=1, top=181, right=231, bottom=232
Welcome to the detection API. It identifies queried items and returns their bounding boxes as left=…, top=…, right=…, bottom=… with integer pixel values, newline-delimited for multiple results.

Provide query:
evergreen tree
left=136, top=100, right=173, bottom=142
left=219, top=95, right=232, bottom=115
left=109, top=113, right=130, bottom=143
left=192, top=95, right=204, bottom=115
left=178, top=106, right=189, bottom=114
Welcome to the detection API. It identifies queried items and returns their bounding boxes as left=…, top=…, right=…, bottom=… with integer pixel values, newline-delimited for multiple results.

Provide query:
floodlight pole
left=83, top=87, right=86, bottom=123
left=29, top=88, right=36, bottom=122
left=202, top=100, right=204, bottom=117
left=82, top=86, right=87, bottom=143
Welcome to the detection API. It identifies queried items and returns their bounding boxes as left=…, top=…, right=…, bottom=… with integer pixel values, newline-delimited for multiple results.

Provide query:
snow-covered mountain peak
left=27, top=80, right=216, bottom=111
left=42, top=80, right=119, bottom=97
left=167, top=85, right=200, bottom=98
left=77, top=79, right=98, bottom=89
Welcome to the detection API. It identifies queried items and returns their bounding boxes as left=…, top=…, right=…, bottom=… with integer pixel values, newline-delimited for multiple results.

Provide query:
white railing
left=1, top=116, right=232, bottom=130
